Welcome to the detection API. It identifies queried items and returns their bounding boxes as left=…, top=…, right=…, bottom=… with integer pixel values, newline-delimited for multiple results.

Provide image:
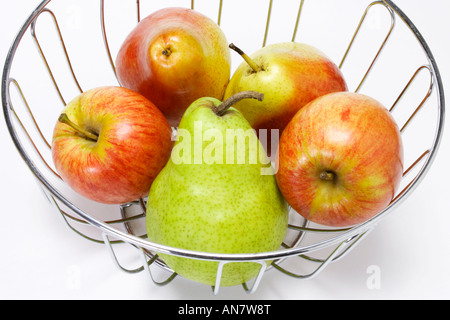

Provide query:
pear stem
left=320, top=170, right=336, bottom=182
left=58, top=113, right=98, bottom=142
left=229, top=43, right=262, bottom=73
left=213, top=91, right=264, bottom=117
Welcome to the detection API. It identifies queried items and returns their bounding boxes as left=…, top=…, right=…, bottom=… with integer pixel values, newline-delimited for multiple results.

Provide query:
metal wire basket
left=2, top=0, right=445, bottom=295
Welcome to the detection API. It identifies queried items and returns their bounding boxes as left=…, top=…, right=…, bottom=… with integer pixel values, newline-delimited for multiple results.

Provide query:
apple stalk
left=229, top=43, right=263, bottom=73
left=58, top=113, right=99, bottom=142
left=319, top=170, right=337, bottom=183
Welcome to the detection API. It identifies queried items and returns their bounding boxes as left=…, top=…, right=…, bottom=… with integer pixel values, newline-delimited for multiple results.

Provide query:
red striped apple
left=116, top=7, right=231, bottom=127
left=225, top=42, right=348, bottom=155
left=276, top=92, right=404, bottom=227
left=52, top=86, right=173, bottom=205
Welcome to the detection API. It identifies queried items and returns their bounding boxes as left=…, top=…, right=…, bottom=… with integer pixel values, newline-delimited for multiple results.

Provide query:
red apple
left=116, top=7, right=231, bottom=127
left=276, top=92, right=404, bottom=227
left=52, top=86, right=173, bottom=205
left=224, top=42, right=348, bottom=155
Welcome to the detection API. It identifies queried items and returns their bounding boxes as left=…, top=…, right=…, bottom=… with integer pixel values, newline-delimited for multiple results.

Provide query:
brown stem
left=58, top=113, right=98, bottom=142
left=229, top=43, right=262, bottom=73
left=319, top=170, right=336, bottom=182
left=213, top=91, right=264, bottom=116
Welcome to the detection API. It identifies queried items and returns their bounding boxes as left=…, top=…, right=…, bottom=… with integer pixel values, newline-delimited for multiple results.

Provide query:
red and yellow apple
left=51, top=86, right=173, bottom=205
left=276, top=92, right=404, bottom=227
left=224, top=42, right=348, bottom=155
left=116, top=7, right=231, bottom=127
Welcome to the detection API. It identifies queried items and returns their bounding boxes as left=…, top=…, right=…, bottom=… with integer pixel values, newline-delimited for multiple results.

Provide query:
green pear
left=146, top=91, right=289, bottom=287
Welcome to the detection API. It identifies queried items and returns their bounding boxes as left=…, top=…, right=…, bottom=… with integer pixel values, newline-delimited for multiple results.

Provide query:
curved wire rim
left=2, top=0, right=445, bottom=263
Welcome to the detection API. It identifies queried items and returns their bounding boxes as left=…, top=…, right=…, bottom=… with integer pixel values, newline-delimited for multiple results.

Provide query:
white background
left=1, top=0, right=449, bottom=300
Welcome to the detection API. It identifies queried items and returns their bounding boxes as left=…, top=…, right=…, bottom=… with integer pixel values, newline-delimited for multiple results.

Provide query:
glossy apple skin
left=276, top=92, right=404, bottom=227
left=116, top=7, right=231, bottom=127
left=224, top=43, right=347, bottom=146
left=52, top=86, right=173, bottom=205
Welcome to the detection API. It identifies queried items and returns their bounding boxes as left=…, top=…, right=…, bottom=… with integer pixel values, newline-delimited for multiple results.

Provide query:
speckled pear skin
left=146, top=97, right=289, bottom=287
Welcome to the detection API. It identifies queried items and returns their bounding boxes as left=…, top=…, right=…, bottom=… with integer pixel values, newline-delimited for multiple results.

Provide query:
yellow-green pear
left=146, top=92, right=289, bottom=287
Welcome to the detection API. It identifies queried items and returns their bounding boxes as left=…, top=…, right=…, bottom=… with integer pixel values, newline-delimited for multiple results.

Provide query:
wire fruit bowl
left=2, top=0, right=445, bottom=295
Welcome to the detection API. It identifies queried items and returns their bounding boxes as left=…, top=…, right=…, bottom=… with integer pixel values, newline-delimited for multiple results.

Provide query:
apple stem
left=213, top=91, right=264, bottom=116
left=58, top=113, right=99, bottom=142
left=320, top=170, right=336, bottom=182
left=229, top=43, right=262, bottom=73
